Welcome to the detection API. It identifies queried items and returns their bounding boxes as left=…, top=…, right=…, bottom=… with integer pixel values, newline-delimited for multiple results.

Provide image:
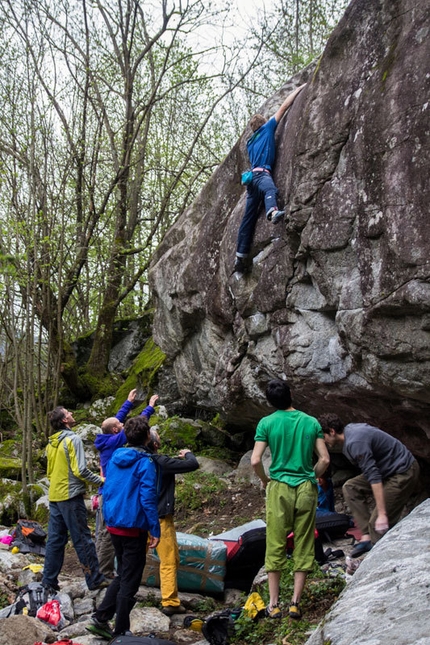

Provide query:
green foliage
left=137, top=592, right=159, bottom=608
left=231, top=560, right=345, bottom=645
left=198, top=446, right=237, bottom=462
left=0, top=410, right=15, bottom=435
left=175, top=471, right=228, bottom=511
left=0, top=480, right=25, bottom=525
left=0, top=590, right=10, bottom=610
left=210, top=413, right=225, bottom=429
left=0, top=0, right=236, bottom=406
left=193, top=596, right=217, bottom=613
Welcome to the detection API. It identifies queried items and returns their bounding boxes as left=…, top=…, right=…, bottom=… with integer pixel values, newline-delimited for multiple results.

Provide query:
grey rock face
left=305, top=498, right=430, bottom=645
left=149, top=0, right=430, bottom=458
left=108, top=317, right=152, bottom=373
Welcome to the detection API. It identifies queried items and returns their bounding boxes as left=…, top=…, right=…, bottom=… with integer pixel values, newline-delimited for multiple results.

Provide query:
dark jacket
left=152, top=452, right=199, bottom=517
left=343, top=423, right=415, bottom=484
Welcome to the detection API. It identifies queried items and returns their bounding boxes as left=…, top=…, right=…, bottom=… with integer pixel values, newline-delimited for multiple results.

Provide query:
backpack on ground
left=16, top=582, right=51, bottom=617
left=201, top=609, right=237, bottom=645
left=12, top=518, right=47, bottom=555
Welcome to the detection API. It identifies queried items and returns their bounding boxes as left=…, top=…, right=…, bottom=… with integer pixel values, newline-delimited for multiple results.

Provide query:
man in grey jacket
left=147, top=430, right=199, bottom=615
left=319, top=413, right=420, bottom=557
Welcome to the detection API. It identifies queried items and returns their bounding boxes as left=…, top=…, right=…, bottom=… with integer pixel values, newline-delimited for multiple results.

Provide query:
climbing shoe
left=289, top=602, right=302, bottom=620
left=234, top=256, right=249, bottom=274
left=86, top=616, right=114, bottom=640
left=270, top=209, right=285, bottom=224
left=265, top=604, right=282, bottom=619
left=350, top=540, right=372, bottom=558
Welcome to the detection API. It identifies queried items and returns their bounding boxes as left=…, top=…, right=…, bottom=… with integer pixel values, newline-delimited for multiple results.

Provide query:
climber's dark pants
left=236, top=171, right=279, bottom=257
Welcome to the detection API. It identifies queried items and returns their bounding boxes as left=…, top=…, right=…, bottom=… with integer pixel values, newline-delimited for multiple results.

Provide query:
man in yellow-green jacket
left=42, top=406, right=108, bottom=592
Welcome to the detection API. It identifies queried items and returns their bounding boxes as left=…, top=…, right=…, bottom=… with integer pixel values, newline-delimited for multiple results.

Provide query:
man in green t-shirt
left=251, top=380, right=329, bottom=620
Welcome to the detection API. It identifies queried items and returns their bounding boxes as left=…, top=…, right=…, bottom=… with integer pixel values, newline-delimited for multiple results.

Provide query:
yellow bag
left=183, top=615, right=204, bottom=632
left=243, top=592, right=266, bottom=620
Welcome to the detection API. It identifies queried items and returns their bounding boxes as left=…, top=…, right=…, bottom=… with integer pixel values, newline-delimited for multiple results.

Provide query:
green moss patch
left=157, top=417, right=202, bottom=453
left=0, top=440, right=20, bottom=459
left=112, top=338, right=166, bottom=412
left=0, top=457, right=22, bottom=479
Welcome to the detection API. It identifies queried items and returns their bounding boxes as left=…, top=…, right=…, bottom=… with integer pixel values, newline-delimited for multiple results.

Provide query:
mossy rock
left=0, top=457, right=22, bottom=479
left=111, top=338, right=166, bottom=413
left=0, top=440, right=20, bottom=458
left=157, top=417, right=202, bottom=452
left=0, top=478, right=49, bottom=525
left=34, top=496, right=50, bottom=525
left=80, top=372, right=123, bottom=402
left=75, top=423, right=102, bottom=444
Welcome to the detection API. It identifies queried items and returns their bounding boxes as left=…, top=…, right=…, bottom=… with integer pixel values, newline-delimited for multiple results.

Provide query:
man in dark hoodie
left=87, top=416, right=160, bottom=640
left=319, top=413, right=420, bottom=558
left=42, top=407, right=107, bottom=592
left=147, top=429, right=199, bottom=615
left=94, top=389, right=158, bottom=577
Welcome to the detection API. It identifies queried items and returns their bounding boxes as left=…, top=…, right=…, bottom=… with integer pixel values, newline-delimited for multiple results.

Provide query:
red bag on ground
left=36, top=599, right=63, bottom=627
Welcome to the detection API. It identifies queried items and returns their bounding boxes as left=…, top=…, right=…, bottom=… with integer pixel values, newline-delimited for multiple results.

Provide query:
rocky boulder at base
left=149, top=0, right=430, bottom=462
left=305, top=498, right=430, bottom=645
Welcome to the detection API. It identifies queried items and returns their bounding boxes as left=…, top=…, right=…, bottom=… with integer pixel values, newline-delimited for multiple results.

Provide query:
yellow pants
left=156, top=515, right=180, bottom=607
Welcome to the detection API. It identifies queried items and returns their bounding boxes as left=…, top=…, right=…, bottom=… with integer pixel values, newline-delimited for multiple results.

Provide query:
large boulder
left=149, top=0, right=430, bottom=460
left=306, top=498, right=430, bottom=645
left=0, top=615, right=56, bottom=645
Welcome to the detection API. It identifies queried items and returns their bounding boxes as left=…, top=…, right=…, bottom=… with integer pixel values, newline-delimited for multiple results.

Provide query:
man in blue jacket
left=147, top=429, right=199, bottom=615
left=87, top=415, right=160, bottom=640
left=95, top=389, right=158, bottom=577
left=234, top=83, right=306, bottom=274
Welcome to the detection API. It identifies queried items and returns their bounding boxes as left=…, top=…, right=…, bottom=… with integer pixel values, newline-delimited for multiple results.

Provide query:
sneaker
left=289, top=602, right=302, bottom=620
left=86, top=617, right=114, bottom=640
left=234, top=256, right=249, bottom=274
left=162, top=604, right=187, bottom=616
left=270, top=209, right=285, bottom=224
left=350, top=540, right=372, bottom=558
left=265, top=604, right=282, bottom=619
left=89, top=577, right=111, bottom=590
left=42, top=581, right=60, bottom=592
